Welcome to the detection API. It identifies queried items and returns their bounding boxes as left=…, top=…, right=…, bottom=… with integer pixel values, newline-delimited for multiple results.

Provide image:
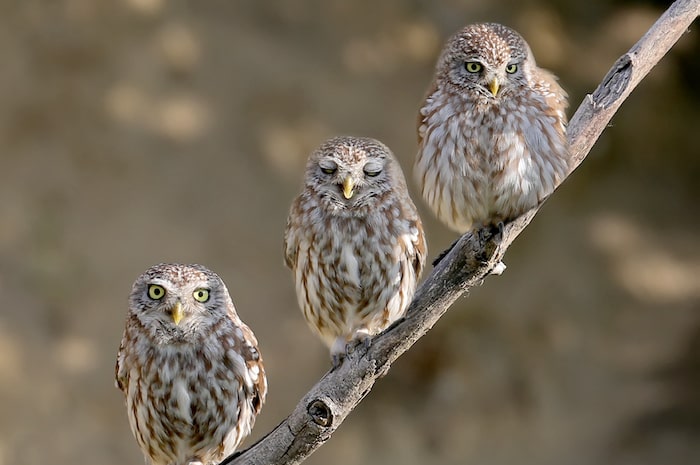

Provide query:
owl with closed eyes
left=415, top=22, right=570, bottom=238
left=284, top=136, right=426, bottom=366
left=115, top=263, right=267, bottom=465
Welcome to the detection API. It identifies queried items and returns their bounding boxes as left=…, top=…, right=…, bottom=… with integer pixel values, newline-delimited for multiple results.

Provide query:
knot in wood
left=592, top=54, right=632, bottom=110
left=307, top=399, right=332, bottom=427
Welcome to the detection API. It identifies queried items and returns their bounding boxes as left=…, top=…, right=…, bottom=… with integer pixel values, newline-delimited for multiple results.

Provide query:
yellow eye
left=193, top=288, right=210, bottom=303
left=505, top=64, right=518, bottom=74
left=320, top=162, right=337, bottom=175
left=465, top=62, right=482, bottom=73
left=148, top=284, right=165, bottom=300
left=363, top=163, right=382, bottom=177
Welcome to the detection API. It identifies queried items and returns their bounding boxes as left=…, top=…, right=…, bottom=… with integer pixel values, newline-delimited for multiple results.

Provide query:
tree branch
left=223, top=1, right=700, bottom=464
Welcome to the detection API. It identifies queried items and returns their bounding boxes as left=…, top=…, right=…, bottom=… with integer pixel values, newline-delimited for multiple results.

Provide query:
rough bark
left=222, top=1, right=700, bottom=464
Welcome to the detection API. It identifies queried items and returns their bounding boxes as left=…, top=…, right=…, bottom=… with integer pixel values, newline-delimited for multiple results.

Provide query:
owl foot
left=351, top=329, right=373, bottom=351
left=475, top=222, right=507, bottom=268
left=331, top=353, right=344, bottom=369
left=493, top=221, right=505, bottom=242
left=476, top=221, right=505, bottom=244
left=330, top=332, right=372, bottom=368
left=330, top=337, right=347, bottom=368
left=333, top=331, right=374, bottom=368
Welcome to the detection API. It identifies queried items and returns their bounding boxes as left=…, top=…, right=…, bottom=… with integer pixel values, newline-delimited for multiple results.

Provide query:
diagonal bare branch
left=223, top=1, right=700, bottom=464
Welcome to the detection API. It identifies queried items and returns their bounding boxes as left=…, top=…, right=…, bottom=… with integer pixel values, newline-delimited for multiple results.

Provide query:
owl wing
left=531, top=67, right=569, bottom=124
left=115, top=329, right=128, bottom=392
left=411, top=219, right=427, bottom=280
left=417, top=79, right=439, bottom=145
left=236, top=324, right=268, bottom=414
left=283, top=198, right=302, bottom=270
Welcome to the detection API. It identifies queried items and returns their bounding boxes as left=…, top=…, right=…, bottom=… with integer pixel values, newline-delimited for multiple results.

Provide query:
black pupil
left=153, top=287, right=162, bottom=296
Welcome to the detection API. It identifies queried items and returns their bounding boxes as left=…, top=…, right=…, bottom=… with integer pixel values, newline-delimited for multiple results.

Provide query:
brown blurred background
left=0, top=1, right=698, bottom=464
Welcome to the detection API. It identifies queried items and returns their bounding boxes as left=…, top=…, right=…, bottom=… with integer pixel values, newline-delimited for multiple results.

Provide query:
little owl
left=415, top=22, right=570, bottom=238
left=115, top=263, right=267, bottom=465
left=284, top=136, right=426, bottom=366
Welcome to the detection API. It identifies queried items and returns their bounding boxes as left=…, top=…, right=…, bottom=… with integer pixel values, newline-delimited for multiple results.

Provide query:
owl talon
left=477, top=227, right=491, bottom=245
left=331, top=353, right=344, bottom=369
left=351, top=330, right=372, bottom=351
left=330, top=337, right=348, bottom=368
left=492, top=221, right=505, bottom=243
left=348, top=330, right=372, bottom=354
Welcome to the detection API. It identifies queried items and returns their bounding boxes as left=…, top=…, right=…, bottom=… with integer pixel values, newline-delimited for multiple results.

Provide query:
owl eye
left=464, top=62, right=482, bottom=73
left=363, top=162, right=382, bottom=177
left=319, top=159, right=338, bottom=175
left=505, top=63, right=518, bottom=74
left=193, top=288, right=210, bottom=303
left=148, top=284, right=165, bottom=300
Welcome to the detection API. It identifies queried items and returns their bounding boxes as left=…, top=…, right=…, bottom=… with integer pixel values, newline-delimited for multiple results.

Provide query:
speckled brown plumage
left=416, top=23, right=570, bottom=234
left=115, top=263, right=267, bottom=465
left=284, top=136, right=426, bottom=366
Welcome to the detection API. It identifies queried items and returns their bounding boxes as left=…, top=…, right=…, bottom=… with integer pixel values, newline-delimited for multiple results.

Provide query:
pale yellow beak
left=170, top=301, right=184, bottom=326
left=342, top=176, right=355, bottom=199
left=488, top=77, right=499, bottom=96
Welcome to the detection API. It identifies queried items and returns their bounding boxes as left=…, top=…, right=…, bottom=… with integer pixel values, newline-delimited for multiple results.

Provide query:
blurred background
left=0, top=1, right=698, bottom=464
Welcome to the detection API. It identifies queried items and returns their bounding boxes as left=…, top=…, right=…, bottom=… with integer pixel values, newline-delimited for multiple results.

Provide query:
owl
left=115, top=263, right=267, bottom=465
left=284, top=136, right=426, bottom=366
left=415, top=22, right=570, bottom=236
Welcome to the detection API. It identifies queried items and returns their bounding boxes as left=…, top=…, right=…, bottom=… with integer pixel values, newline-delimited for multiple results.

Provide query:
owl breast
left=292, top=206, right=416, bottom=346
left=123, top=328, right=250, bottom=465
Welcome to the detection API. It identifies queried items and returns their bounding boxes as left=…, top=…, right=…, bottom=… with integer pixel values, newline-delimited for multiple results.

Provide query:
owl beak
left=342, top=176, right=355, bottom=199
left=170, top=301, right=184, bottom=326
left=488, top=77, right=500, bottom=96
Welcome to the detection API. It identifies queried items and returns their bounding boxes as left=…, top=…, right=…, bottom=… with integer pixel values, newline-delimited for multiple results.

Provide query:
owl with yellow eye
left=416, top=23, right=570, bottom=242
left=115, top=263, right=267, bottom=465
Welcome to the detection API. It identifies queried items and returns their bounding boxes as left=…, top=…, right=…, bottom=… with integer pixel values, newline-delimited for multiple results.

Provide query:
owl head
left=304, top=136, right=407, bottom=215
left=128, top=263, right=236, bottom=344
left=437, top=23, right=534, bottom=101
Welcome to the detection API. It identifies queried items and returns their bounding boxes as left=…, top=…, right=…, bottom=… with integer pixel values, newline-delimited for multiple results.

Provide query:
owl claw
left=347, top=330, right=372, bottom=355
left=476, top=222, right=506, bottom=264
left=330, top=331, right=373, bottom=368
left=330, top=338, right=347, bottom=368
left=331, top=353, right=344, bottom=369
left=490, top=221, right=505, bottom=243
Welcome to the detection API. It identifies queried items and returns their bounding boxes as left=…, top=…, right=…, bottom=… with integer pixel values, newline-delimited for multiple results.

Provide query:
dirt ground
left=0, top=1, right=699, bottom=465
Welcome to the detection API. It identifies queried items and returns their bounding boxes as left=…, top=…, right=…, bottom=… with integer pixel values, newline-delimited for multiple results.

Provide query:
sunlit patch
left=589, top=214, right=700, bottom=302
left=123, top=0, right=164, bottom=16
left=54, top=336, right=99, bottom=374
left=156, top=22, right=200, bottom=72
